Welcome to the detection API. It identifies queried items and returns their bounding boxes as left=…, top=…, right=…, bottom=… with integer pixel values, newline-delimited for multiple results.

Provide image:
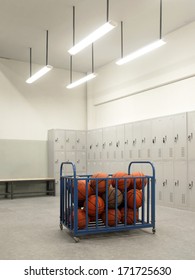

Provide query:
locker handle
left=133, top=139, right=136, bottom=146
left=102, top=142, right=106, bottom=149
left=116, top=141, right=120, bottom=147
left=55, top=138, right=59, bottom=142
left=90, top=144, right=93, bottom=149
left=174, top=180, right=179, bottom=186
left=96, top=143, right=99, bottom=148
left=55, top=159, right=59, bottom=163
left=163, top=136, right=167, bottom=143
left=152, top=137, right=156, bottom=144
left=189, top=181, right=193, bottom=189
left=124, top=140, right=128, bottom=145
left=66, top=138, right=69, bottom=143
left=76, top=138, right=80, bottom=143
left=77, top=159, right=80, bottom=164
left=109, top=141, right=112, bottom=146
left=188, top=133, right=193, bottom=141
left=142, top=137, right=145, bottom=143
left=163, top=179, right=167, bottom=186
left=174, top=134, right=178, bottom=143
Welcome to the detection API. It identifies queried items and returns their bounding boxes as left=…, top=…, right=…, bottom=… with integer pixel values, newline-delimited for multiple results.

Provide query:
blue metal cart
left=60, top=161, right=155, bottom=242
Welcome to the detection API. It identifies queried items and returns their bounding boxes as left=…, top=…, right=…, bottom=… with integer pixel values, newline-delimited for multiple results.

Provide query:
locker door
left=65, top=151, right=76, bottom=174
left=174, top=113, right=187, bottom=160
left=124, top=123, right=133, bottom=160
left=187, top=161, right=195, bottom=211
left=94, top=129, right=103, bottom=160
left=54, top=150, right=65, bottom=177
left=87, top=130, right=95, bottom=161
left=132, top=122, right=142, bottom=160
left=53, top=130, right=65, bottom=151
left=187, top=111, right=195, bottom=160
left=174, top=161, right=187, bottom=209
left=163, top=161, right=174, bottom=207
left=162, top=116, right=174, bottom=160
left=102, top=127, right=116, bottom=161
left=76, top=131, right=86, bottom=151
left=115, top=125, right=124, bottom=161
left=151, top=118, right=163, bottom=161
left=153, top=161, right=164, bottom=205
left=141, top=120, right=152, bottom=160
left=65, top=130, right=76, bottom=151
left=76, top=151, right=86, bottom=174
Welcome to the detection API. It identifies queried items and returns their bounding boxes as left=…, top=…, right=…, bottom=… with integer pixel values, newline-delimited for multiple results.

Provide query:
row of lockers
left=48, top=129, right=86, bottom=151
left=87, top=112, right=195, bottom=161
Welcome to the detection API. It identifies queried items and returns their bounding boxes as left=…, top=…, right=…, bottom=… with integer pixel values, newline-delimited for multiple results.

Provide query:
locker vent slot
left=147, top=149, right=151, bottom=158
left=169, top=148, right=173, bottom=158
left=182, top=194, right=186, bottom=204
left=181, top=147, right=185, bottom=158
left=170, top=192, right=173, bottom=203
left=159, top=191, right=162, bottom=201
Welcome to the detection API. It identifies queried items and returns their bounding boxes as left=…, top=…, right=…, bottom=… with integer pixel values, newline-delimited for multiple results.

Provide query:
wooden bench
left=0, top=178, right=55, bottom=199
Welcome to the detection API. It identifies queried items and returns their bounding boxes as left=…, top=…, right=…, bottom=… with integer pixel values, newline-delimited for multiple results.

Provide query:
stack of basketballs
left=72, top=171, right=147, bottom=229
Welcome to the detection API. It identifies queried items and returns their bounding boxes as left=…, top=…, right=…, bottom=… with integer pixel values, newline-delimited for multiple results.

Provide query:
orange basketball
left=127, top=189, right=143, bottom=209
left=84, top=195, right=105, bottom=217
left=71, top=209, right=88, bottom=229
left=129, top=172, right=147, bottom=190
left=111, top=171, right=131, bottom=192
left=102, top=185, right=123, bottom=208
left=90, top=172, right=109, bottom=194
left=120, top=208, right=138, bottom=224
left=77, top=180, right=92, bottom=201
left=102, top=209, right=121, bottom=227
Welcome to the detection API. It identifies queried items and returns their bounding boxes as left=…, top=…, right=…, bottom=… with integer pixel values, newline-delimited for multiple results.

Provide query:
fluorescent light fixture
left=26, top=65, right=53, bottom=83
left=68, top=20, right=117, bottom=55
left=66, top=73, right=96, bottom=89
left=116, top=39, right=166, bottom=65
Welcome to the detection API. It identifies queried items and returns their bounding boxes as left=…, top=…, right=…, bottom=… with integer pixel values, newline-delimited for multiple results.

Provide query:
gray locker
left=141, top=120, right=152, bottom=160
left=151, top=118, right=163, bottom=161
left=102, top=127, right=116, bottom=161
left=48, top=129, right=65, bottom=151
left=94, top=129, right=103, bottom=160
left=163, top=161, right=174, bottom=207
left=187, top=161, right=195, bottom=211
left=115, top=125, right=124, bottom=161
left=132, top=121, right=142, bottom=160
left=124, top=123, right=133, bottom=160
left=87, top=130, right=95, bottom=161
left=162, top=116, right=174, bottom=160
left=65, top=130, right=76, bottom=151
left=54, top=150, right=65, bottom=176
left=153, top=161, right=164, bottom=205
left=65, top=151, right=76, bottom=174
left=76, top=130, right=86, bottom=151
left=174, top=161, right=187, bottom=209
left=76, top=151, right=87, bottom=174
left=187, top=111, right=195, bottom=160
left=173, top=113, right=187, bottom=160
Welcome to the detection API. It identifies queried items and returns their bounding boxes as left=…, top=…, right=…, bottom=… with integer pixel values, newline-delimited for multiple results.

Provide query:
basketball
left=90, top=172, right=109, bottom=194
left=102, top=185, right=123, bottom=208
left=111, top=171, right=131, bottom=192
left=129, top=172, right=147, bottom=190
left=102, top=209, right=121, bottom=227
left=84, top=195, right=105, bottom=216
left=120, top=207, right=138, bottom=224
left=71, top=208, right=87, bottom=229
left=127, top=189, right=143, bottom=209
left=77, top=180, right=92, bottom=201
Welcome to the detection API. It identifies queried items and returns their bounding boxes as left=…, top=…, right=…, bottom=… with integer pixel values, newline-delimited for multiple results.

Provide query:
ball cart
left=60, top=161, right=155, bottom=242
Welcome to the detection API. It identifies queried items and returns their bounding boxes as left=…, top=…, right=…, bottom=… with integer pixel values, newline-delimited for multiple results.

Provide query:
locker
left=115, top=125, right=124, bottom=161
left=65, top=151, right=76, bottom=174
left=162, top=116, right=174, bottom=160
left=102, top=127, right=116, bottom=161
left=87, top=130, right=95, bottom=161
left=87, top=161, right=104, bottom=174
left=124, top=123, right=133, bottom=160
left=94, top=129, right=103, bottom=160
left=54, top=151, right=65, bottom=175
left=48, top=129, right=65, bottom=151
left=132, top=121, right=142, bottom=160
left=152, top=161, right=164, bottom=204
left=151, top=118, right=163, bottom=161
left=163, top=161, right=174, bottom=207
left=65, top=130, right=76, bottom=151
left=76, top=151, right=86, bottom=174
left=174, top=161, right=187, bottom=209
left=187, top=161, right=195, bottom=211
left=173, top=113, right=187, bottom=160
left=76, top=131, right=86, bottom=151
left=187, top=111, right=195, bottom=160
left=141, top=120, right=152, bottom=160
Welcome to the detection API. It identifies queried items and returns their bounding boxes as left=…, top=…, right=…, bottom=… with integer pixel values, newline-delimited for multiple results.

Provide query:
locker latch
left=189, top=181, right=193, bottom=189
left=142, top=137, right=145, bottom=143
left=66, top=138, right=69, bottom=143
left=90, top=144, right=93, bottom=149
left=109, top=141, right=112, bottom=146
left=174, top=134, right=179, bottom=143
left=116, top=141, right=120, bottom=147
left=163, top=179, right=167, bottom=186
left=102, top=142, right=106, bottom=149
left=55, top=138, right=59, bottom=142
left=133, top=139, right=136, bottom=146
left=152, top=137, right=156, bottom=144
left=124, top=140, right=128, bottom=145
left=188, top=133, right=193, bottom=141
left=76, top=138, right=80, bottom=143
left=174, top=180, right=179, bottom=186
left=163, top=136, right=167, bottom=143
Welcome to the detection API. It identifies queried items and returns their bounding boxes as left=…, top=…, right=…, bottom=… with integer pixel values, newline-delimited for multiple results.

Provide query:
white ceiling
left=0, top=0, right=195, bottom=73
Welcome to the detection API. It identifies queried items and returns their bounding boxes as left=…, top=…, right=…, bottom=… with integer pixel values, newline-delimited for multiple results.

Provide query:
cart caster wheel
left=152, top=228, right=156, bottom=234
left=60, top=223, right=63, bottom=230
left=74, top=237, right=80, bottom=243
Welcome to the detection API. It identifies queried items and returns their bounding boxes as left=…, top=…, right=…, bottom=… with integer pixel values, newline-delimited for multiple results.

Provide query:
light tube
left=26, top=65, right=53, bottom=83
left=68, top=20, right=117, bottom=55
left=116, top=39, right=166, bottom=65
left=66, top=73, right=97, bottom=89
